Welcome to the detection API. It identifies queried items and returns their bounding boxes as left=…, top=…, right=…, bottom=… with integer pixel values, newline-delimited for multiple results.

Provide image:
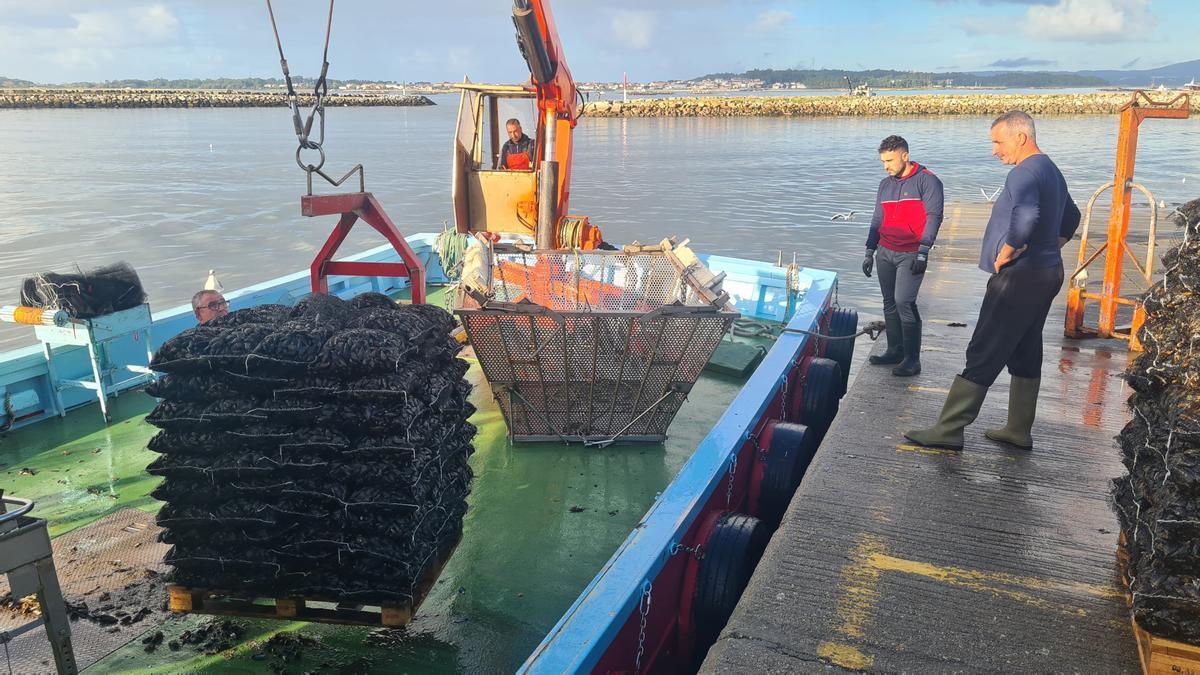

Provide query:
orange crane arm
left=512, top=0, right=584, bottom=248
left=513, top=0, right=578, bottom=124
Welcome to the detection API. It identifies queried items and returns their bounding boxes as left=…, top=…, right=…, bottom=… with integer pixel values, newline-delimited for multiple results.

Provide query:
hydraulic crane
left=450, top=0, right=603, bottom=250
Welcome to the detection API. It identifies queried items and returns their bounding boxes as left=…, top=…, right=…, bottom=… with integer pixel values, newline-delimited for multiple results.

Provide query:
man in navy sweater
left=863, top=135, right=944, bottom=377
left=905, top=110, right=1081, bottom=451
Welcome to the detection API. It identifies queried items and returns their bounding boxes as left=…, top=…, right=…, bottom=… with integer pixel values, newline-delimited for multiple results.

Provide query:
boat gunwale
left=520, top=267, right=837, bottom=673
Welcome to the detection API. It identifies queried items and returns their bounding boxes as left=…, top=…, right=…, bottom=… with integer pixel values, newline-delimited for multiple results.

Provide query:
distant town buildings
left=323, top=76, right=779, bottom=96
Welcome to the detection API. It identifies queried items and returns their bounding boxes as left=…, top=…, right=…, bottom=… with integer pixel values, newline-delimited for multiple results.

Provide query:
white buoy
left=204, top=269, right=223, bottom=292
left=209, top=144, right=214, bottom=152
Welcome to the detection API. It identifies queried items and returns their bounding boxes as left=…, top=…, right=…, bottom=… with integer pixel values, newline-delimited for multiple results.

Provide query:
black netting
left=1114, top=197, right=1200, bottom=645
left=19, top=261, right=146, bottom=318
left=147, top=294, right=473, bottom=603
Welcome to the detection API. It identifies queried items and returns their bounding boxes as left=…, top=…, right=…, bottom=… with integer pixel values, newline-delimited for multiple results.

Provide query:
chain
left=725, top=455, right=737, bottom=506
left=670, top=542, right=705, bottom=560
left=634, top=580, right=652, bottom=673
left=748, top=429, right=765, bottom=461
left=779, top=374, right=789, bottom=420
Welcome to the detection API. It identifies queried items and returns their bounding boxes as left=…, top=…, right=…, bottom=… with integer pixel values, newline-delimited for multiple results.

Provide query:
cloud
left=609, top=10, right=655, bottom=50
left=1024, top=0, right=1154, bottom=42
left=747, top=9, right=794, bottom=34
left=937, top=0, right=1055, bottom=4
left=985, top=57, right=1057, bottom=67
left=70, top=4, right=180, bottom=47
left=962, top=16, right=1022, bottom=36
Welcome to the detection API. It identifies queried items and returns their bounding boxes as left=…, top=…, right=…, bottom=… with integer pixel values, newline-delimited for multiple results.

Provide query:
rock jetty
left=0, top=89, right=435, bottom=109
left=582, top=93, right=1200, bottom=117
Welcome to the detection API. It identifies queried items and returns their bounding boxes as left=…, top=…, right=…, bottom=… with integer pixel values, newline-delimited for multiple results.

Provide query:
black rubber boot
left=903, top=375, right=989, bottom=450
left=868, top=312, right=904, bottom=366
left=891, top=321, right=922, bottom=377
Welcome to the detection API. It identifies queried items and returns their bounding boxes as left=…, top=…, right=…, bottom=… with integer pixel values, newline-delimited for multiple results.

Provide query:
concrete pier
left=703, top=202, right=1150, bottom=672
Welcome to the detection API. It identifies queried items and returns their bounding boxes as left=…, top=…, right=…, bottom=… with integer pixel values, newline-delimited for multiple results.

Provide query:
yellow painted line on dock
left=896, top=443, right=959, bottom=457
left=907, top=385, right=950, bottom=394
left=921, top=346, right=959, bottom=353
left=821, top=534, right=1123, bottom=668
left=867, top=553, right=1124, bottom=614
left=821, top=534, right=885, bottom=669
left=816, top=642, right=874, bottom=671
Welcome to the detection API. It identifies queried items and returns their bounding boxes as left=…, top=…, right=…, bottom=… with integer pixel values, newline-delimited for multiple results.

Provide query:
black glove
left=912, top=245, right=930, bottom=275
left=862, top=248, right=875, bottom=277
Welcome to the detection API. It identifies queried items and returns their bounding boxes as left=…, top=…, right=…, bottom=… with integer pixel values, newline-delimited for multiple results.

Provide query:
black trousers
left=962, top=264, right=1064, bottom=387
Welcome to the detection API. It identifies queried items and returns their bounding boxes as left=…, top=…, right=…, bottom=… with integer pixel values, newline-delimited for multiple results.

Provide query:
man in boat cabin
left=863, top=135, right=945, bottom=378
left=498, top=118, right=535, bottom=171
left=192, top=290, right=229, bottom=324
left=905, top=110, right=1080, bottom=452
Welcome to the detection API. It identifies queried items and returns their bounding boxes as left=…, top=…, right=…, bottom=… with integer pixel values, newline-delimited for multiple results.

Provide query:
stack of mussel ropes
left=1114, top=197, right=1200, bottom=645
left=144, top=293, right=475, bottom=602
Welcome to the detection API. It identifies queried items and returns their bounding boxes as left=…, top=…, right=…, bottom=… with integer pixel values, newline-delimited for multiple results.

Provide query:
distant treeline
left=0, top=76, right=417, bottom=90
left=700, top=69, right=1107, bottom=89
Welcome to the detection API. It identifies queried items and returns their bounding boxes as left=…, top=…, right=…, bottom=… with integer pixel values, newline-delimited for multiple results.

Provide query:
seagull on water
left=830, top=211, right=858, bottom=221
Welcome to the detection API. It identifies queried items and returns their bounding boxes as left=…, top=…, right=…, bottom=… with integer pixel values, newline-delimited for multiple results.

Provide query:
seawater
left=2, top=93, right=1198, bottom=349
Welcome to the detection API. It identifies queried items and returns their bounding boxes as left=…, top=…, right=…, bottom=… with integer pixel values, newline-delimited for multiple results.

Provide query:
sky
left=0, top=0, right=1196, bottom=84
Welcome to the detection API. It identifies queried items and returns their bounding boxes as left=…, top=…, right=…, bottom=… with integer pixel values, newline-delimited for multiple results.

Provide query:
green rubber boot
left=985, top=376, right=1040, bottom=450
left=903, top=375, right=989, bottom=451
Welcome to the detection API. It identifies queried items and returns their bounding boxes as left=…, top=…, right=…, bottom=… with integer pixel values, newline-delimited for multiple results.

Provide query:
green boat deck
left=0, top=286, right=776, bottom=673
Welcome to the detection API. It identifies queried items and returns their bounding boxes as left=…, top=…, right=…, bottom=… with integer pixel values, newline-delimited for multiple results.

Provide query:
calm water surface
left=2, top=93, right=1198, bottom=349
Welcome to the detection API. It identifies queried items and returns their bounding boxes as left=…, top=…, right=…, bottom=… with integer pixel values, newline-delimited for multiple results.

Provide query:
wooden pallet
left=168, top=586, right=414, bottom=627
left=168, top=543, right=456, bottom=627
left=1117, top=531, right=1200, bottom=675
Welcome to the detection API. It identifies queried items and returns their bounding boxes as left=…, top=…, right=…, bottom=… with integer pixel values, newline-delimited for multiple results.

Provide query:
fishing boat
left=0, top=2, right=863, bottom=672
left=0, top=229, right=855, bottom=672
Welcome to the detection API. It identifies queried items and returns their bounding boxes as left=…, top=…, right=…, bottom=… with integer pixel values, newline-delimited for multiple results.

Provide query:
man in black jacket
left=905, top=111, right=1080, bottom=451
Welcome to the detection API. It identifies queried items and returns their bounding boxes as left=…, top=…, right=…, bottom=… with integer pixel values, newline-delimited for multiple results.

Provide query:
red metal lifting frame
left=304, top=192, right=426, bottom=303
left=1064, top=91, right=1189, bottom=349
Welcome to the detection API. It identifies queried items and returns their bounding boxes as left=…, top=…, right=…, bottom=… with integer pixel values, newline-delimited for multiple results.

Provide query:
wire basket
left=456, top=245, right=738, bottom=444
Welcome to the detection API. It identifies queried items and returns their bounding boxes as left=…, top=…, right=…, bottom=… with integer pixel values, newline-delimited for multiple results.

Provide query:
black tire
left=825, top=307, right=858, bottom=396
left=797, top=357, right=841, bottom=442
left=693, top=512, right=771, bottom=654
left=756, top=422, right=812, bottom=521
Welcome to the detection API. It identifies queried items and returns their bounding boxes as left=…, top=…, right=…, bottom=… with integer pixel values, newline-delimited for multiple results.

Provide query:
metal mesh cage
left=457, top=247, right=739, bottom=444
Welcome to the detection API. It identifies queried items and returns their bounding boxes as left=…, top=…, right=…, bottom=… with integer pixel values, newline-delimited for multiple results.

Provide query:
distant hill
left=700, top=59, right=1200, bottom=89
left=0, top=75, right=38, bottom=87
left=1077, top=59, right=1200, bottom=87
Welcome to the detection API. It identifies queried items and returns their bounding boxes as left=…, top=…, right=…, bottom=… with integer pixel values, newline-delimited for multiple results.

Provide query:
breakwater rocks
left=0, top=89, right=435, bottom=109
left=582, top=93, right=1200, bottom=117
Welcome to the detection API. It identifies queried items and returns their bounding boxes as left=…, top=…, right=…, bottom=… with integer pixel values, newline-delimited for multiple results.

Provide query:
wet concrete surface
left=704, top=203, right=1143, bottom=672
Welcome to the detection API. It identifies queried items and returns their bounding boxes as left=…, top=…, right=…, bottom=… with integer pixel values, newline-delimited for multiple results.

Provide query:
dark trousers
left=876, top=247, right=924, bottom=324
left=962, top=264, right=1064, bottom=387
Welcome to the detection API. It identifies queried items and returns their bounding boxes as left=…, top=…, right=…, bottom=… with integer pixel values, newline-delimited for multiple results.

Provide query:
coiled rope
left=435, top=226, right=470, bottom=281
